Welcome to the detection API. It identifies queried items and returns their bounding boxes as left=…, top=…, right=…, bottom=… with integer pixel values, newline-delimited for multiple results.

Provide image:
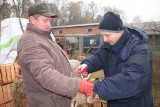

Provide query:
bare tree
left=34, top=0, right=42, bottom=3
left=21, top=0, right=31, bottom=18
left=88, top=1, right=99, bottom=23
left=150, top=21, right=160, bottom=33
left=12, top=0, right=29, bottom=32
left=0, top=0, right=11, bottom=21
left=58, top=5, right=68, bottom=25
left=67, top=1, right=82, bottom=25
left=81, top=10, right=92, bottom=24
left=49, top=0, right=68, bottom=26
left=103, top=6, right=122, bottom=14
left=94, top=15, right=102, bottom=23
left=0, top=0, right=128, bottom=26
left=81, top=2, right=92, bottom=24
left=132, top=16, right=143, bottom=23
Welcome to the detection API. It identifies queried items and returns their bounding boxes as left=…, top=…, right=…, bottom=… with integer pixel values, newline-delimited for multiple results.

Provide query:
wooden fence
left=0, top=63, right=20, bottom=107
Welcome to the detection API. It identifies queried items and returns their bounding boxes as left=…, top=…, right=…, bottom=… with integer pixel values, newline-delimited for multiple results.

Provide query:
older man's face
left=29, top=15, right=52, bottom=31
left=101, top=31, right=124, bottom=45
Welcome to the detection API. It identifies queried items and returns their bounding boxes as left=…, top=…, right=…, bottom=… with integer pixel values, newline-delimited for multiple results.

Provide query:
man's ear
left=29, top=16, right=35, bottom=24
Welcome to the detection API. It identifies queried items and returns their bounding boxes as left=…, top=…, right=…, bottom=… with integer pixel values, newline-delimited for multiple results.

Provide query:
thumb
left=76, top=66, right=82, bottom=73
left=81, top=65, right=88, bottom=72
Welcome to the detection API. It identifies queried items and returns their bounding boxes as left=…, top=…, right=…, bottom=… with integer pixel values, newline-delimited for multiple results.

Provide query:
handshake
left=76, top=64, right=93, bottom=96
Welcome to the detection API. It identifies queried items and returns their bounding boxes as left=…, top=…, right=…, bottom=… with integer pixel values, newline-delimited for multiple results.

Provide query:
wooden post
left=79, top=36, right=83, bottom=56
left=0, top=86, right=5, bottom=105
left=6, top=66, right=12, bottom=83
left=1, top=65, right=8, bottom=84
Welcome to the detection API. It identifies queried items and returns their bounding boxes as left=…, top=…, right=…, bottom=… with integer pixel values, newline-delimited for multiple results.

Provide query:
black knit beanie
left=98, top=11, right=124, bottom=32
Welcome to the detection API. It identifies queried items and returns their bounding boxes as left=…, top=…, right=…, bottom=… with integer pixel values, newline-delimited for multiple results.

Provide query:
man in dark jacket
left=17, top=2, right=93, bottom=107
left=76, top=11, right=153, bottom=107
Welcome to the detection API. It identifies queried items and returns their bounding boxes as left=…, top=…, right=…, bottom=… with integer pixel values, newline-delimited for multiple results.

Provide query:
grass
left=152, top=85, right=160, bottom=107
left=152, top=51, right=160, bottom=107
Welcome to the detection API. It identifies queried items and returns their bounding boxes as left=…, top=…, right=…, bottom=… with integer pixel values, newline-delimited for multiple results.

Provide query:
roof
left=51, top=23, right=99, bottom=29
left=65, top=33, right=100, bottom=37
left=127, top=22, right=160, bottom=35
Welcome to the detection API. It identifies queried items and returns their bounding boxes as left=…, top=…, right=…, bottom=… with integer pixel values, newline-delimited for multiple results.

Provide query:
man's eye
left=43, top=19, right=50, bottom=22
left=42, top=20, right=47, bottom=22
left=104, top=35, right=109, bottom=37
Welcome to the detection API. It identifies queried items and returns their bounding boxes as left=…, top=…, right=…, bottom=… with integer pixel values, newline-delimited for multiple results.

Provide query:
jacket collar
left=116, top=27, right=147, bottom=61
left=26, top=23, right=52, bottom=39
left=103, top=27, right=131, bottom=53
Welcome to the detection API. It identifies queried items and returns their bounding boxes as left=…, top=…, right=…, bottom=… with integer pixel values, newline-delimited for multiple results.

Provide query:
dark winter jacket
left=17, top=23, right=80, bottom=107
left=82, top=27, right=153, bottom=107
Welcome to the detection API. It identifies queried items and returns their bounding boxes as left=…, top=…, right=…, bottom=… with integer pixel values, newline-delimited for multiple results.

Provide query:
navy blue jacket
left=82, top=27, right=153, bottom=107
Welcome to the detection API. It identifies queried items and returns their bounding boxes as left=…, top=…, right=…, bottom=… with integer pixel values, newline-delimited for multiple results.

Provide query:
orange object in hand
left=78, top=80, right=93, bottom=96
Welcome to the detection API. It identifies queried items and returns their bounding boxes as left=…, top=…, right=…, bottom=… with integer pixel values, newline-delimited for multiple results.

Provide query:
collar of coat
left=103, top=27, right=131, bottom=52
left=26, top=23, right=52, bottom=39
left=103, top=27, right=149, bottom=61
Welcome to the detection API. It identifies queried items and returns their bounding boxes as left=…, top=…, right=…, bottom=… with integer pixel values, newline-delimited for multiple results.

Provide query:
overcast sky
left=68, top=0, right=160, bottom=23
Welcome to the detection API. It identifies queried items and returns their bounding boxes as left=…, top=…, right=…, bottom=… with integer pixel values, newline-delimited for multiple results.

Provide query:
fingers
left=84, top=83, right=94, bottom=96
left=76, top=67, right=82, bottom=74
left=78, top=80, right=93, bottom=96
left=76, top=64, right=88, bottom=74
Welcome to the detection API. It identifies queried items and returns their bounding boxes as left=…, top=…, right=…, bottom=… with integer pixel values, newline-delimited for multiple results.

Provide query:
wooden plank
left=92, top=100, right=101, bottom=107
left=99, top=100, right=107, bottom=107
left=6, top=66, right=12, bottom=83
left=2, top=85, right=9, bottom=103
left=11, top=102, right=15, bottom=107
left=10, top=65, right=16, bottom=82
left=10, top=84, right=14, bottom=107
left=0, top=86, right=4, bottom=104
left=102, top=103, right=107, bottom=107
left=0, top=67, right=2, bottom=84
left=1, top=66, right=7, bottom=84
left=5, top=102, right=11, bottom=107
left=0, top=103, right=6, bottom=107
left=13, top=63, right=20, bottom=76
left=10, top=83, right=14, bottom=100
left=6, top=84, right=12, bottom=101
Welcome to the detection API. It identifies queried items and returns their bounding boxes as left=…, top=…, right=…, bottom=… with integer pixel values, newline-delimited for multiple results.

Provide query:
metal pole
left=79, top=36, right=83, bottom=55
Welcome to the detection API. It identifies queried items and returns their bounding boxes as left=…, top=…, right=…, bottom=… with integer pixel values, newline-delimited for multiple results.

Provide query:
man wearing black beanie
left=76, top=11, right=153, bottom=107
left=99, top=11, right=124, bottom=32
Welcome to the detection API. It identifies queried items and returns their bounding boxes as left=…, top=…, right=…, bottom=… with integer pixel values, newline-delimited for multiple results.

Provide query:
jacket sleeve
left=82, top=46, right=108, bottom=73
left=93, top=44, right=152, bottom=100
left=18, top=39, right=80, bottom=97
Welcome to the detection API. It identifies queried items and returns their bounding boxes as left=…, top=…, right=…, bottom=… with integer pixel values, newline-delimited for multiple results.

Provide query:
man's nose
left=47, top=21, right=51, bottom=26
left=103, top=37, right=109, bottom=42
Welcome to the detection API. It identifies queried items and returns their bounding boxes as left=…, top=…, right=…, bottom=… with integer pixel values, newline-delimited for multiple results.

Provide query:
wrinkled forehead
left=100, top=31, right=124, bottom=38
left=100, top=31, right=118, bottom=35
